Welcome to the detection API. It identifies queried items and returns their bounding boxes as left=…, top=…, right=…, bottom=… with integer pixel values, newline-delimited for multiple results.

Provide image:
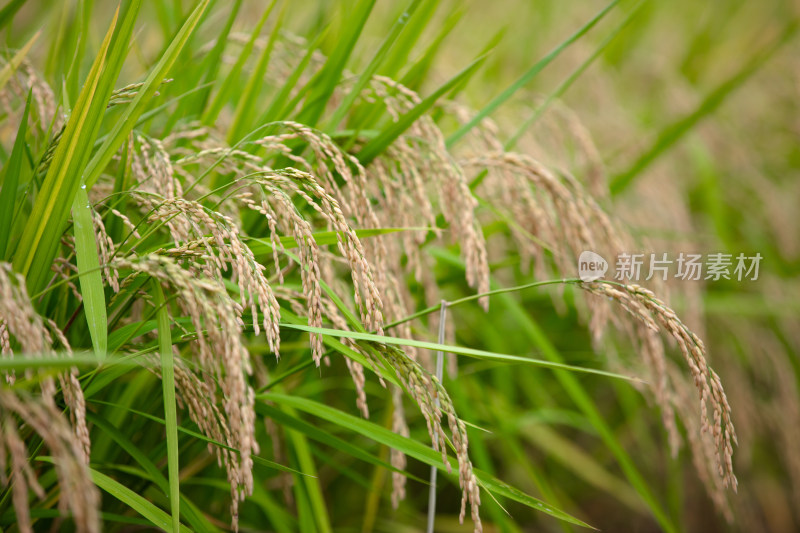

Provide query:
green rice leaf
left=257, top=29, right=328, bottom=125
left=204, top=0, right=277, bottom=127
left=294, top=0, right=376, bottom=127
left=89, top=467, right=190, bottom=533
left=0, top=30, right=39, bottom=93
left=13, top=8, right=119, bottom=292
left=84, top=0, right=210, bottom=189
left=280, top=323, right=639, bottom=382
left=189, top=0, right=243, bottom=116
left=0, top=0, right=26, bottom=30
left=398, top=7, right=462, bottom=90
left=72, top=186, right=107, bottom=357
left=228, top=0, right=283, bottom=142
left=261, top=393, right=594, bottom=528
left=88, top=399, right=305, bottom=477
left=446, top=0, right=619, bottom=148
left=357, top=52, right=487, bottom=165
left=505, top=0, right=646, bottom=150
left=379, top=0, right=441, bottom=79
left=610, top=20, right=798, bottom=195
left=0, top=91, right=31, bottom=259
left=88, top=412, right=221, bottom=532
left=152, top=280, right=181, bottom=533
left=286, top=416, right=333, bottom=533
left=324, top=0, right=424, bottom=132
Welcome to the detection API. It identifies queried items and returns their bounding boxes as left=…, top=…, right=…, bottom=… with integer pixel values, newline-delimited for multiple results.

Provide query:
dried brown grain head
left=0, top=388, right=100, bottom=533
left=581, top=281, right=737, bottom=498
left=116, top=254, right=258, bottom=527
left=0, top=263, right=90, bottom=460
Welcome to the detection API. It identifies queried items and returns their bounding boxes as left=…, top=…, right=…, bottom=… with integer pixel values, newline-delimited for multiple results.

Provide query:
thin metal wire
left=427, top=300, right=448, bottom=533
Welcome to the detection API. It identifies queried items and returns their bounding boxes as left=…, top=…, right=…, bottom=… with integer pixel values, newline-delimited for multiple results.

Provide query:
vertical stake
left=427, top=300, right=448, bottom=533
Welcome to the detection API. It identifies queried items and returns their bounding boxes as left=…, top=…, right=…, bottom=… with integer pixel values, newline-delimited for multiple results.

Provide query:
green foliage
left=0, top=1, right=796, bottom=532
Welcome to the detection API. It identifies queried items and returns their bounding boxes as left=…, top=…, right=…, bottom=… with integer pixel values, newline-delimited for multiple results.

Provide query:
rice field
left=0, top=1, right=797, bottom=532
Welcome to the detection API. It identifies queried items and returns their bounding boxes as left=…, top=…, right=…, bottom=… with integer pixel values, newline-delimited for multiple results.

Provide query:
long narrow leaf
left=0, top=92, right=31, bottom=259
left=204, top=0, right=276, bottom=127
left=262, top=393, right=594, bottom=528
left=357, top=52, right=487, bottom=165
left=13, top=9, right=119, bottom=291
left=295, top=0, right=376, bottom=126
left=72, top=186, right=107, bottom=356
left=87, top=412, right=220, bottom=532
left=257, top=29, right=328, bottom=125
left=84, top=0, right=210, bottom=189
left=280, top=323, right=639, bottom=381
left=324, top=0, right=424, bottom=132
left=89, top=467, right=190, bottom=533
left=0, top=0, right=25, bottom=30
left=506, top=0, right=645, bottom=150
left=610, top=20, right=798, bottom=195
left=152, top=281, right=181, bottom=533
left=446, top=0, right=619, bottom=147
left=228, top=0, right=283, bottom=142
left=0, top=31, right=39, bottom=93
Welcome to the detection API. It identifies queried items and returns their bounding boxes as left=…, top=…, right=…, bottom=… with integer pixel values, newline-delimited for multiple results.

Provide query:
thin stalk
left=426, top=300, right=448, bottom=533
left=386, top=278, right=581, bottom=330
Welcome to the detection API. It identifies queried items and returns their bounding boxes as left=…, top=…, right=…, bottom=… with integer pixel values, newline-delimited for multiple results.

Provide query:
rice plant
left=0, top=1, right=796, bottom=532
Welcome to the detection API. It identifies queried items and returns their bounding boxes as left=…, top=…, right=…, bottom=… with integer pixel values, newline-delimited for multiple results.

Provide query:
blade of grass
left=324, top=0, right=424, bottom=132
left=0, top=0, right=25, bottom=30
left=280, top=323, right=639, bottom=382
left=506, top=0, right=645, bottom=150
left=152, top=280, right=181, bottom=533
left=13, top=0, right=142, bottom=292
left=398, top=7, right=462, bottom=91
left=431, top=28, right=504, bottom=116
left=203, top=0, right=277, bottom=127
left=261, top=393, right=594, bottom=528
left=357, top=52, right=488, bottom=165
left=279, top=310, right=400, bottom=387
left=518, top=420, right=645, bottom=512
left=72, top=186, right=107, bottom=357
left=0, top=30, right=39, bottom=93
left=87, top=412, right=220, bottom=532
left=429, top=247, right=677, bottom=533
left=84, top=0, right=210, bottom=189
left=89, top=399, right=306, bottom=476
left=228, top=0, right=283, bottom=143
left=0, top=91, right=31, bottom=259
left=256, top=28, right=328, bottom=125
left=0, top=353, right=139, bottom=372
left=610, top=20, right=798, bottom=195
left=88, top=466, right=190, bottom=533
left=12, top=8, right=119, bottom=292
left=379, top=0, right=440, bottom=79
left=256, top=402, right=421, bottom=481
left=285, top=415, right=333, bottom=533
left=191, top=0, right=243, bottom=115
left=0, top=509, right=150, bottom=528
left=294, top=0, right=376, bottom=127
left=446, top=0, right=620, bottom=148
left=66, top=0, right=94, bottom=103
